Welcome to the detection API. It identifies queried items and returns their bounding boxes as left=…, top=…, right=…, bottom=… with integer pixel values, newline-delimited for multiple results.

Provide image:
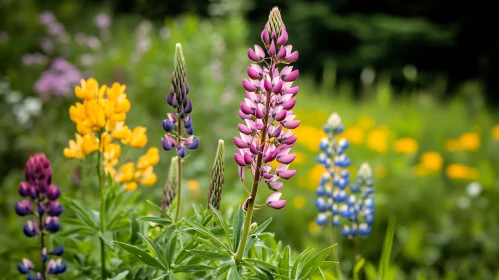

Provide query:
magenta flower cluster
left=234, top=9, right=300, bottom=210
left=16, top=154, right=66, bottom=279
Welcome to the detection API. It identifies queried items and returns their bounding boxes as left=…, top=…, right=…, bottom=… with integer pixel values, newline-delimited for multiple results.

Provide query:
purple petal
left=243, top=153, right=254, bottom=165
left=261, top=29, right=270, bottom=45
left=281, top=135, right=297, bottom=145
left=234, top=153, right=246, bottom=166
left=255, top=107, right=264, bottom=119
left=269, top=41, right=276, bottom=56
left=283, top=120, right=300, bottom=129
left=242, top=79, right=257, bottom=92
left=272, top=81, right=283, bottom=93
left=248, top=48, right=260, bottom=62
left=275, top=110, right=287, bottom=122
left=276, top=29, right=288, bottom=46
left=240, top=102, right=253, bottom=114
left=283, top=86, right=299, bottom=96
left=254, top=45, right=265, bottom=58
left=238, top=124, right=253, bottom=135
left=285, top=51, right=299, bottom=63
left=278, top=154, right=296, bottom=164
left=268, top=181, right=284, bottom=191
left=266, top=192, right=282, bottom=203
left=277, top=47, right=287, bottom=60
left=284, top=70, right=299, bottom=82
left=239, top=110, right=252, bottom=120
left=263, top=78, right=272, bottom=92
left=269, top=200, right=287, bottom=209
left=281, top=98, right=296, bottom=110
left=234, top=137, right=249, bottom=148
left=247, top=67, right=261, bottom=80
left=278, top=170, right=296, bottom=180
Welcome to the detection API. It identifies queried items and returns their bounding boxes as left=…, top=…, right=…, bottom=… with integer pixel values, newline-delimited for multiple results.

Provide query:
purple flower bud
left=46, top=201, right=63, bottom=216
left=162, top=119, right=175, bottom=132
left=263, top=79, right=272, bottom=92
left=269, top=42, right=276, bottom=56
left=44, top=216, right=60, bottom=233
left=18, top=182, right=31, bottom=197
left=240, top=102, right=253, bottom=115
left=281, top=135, right=297, bottom=145
left=277, top=154, right=296, bottom=164
left=234, top=153, right=247, bottom=167
left=42, top=248, right=48, bottom=263
left=166, top=94, right=174, bottom=106
left=239, top=110, right=252, bottom=120
left=46, top=184, right=60, bottom=200
left=51, top=246, right=64, bottom=256
left=15, top=200, right=33, bottom=216
left=277, top=47, right=287, bottom=60
left=234, top=137, right=249, bottom=148
left=266, top=192, right=286, bottom=210
left=285, top=51, right=299, bottom=63
left=268, top=181, right=283, bottom=191
left=274, top=110, right=287, bottom=122
left=184, top=115, right=192, bottom=129
left=177, top=145, right=186, bottom=158
left=281, top=98, right=296, bottom=110
left=247, top=67, right=261, bottom=80
left=186, top=125, right=194, bottom=135
left=248, top=48, right=259, bottom=62
left=238, top=124, right=253, bottom=135
left=276, top=29, right=288, bottom=47
left=18, top=258, right=34, bottom=274
left=249, top=144, right=259, bottom=155
left=261, top=29, right=270, bottom=45
left=47, top=259, right=66, bottom=275
left=271, top=125, right=283, bottom=137
left=283, top=86, right=299, bottom=96
left=263, top=150, right=277, bottom=163
left=278, top=170, right=296, bottom=180
left=283, top=120, right=300, bottom=129
left=162, top=135, right=176, bottom=151
left=38, top=203, right=45, bottom=216
left=255, top=107, right=264, bottom=119
left=242, top=79, right=257, bottom=92
left=272, top=80, right=283, bottom=93
left=185, top=136, right=199, bottom=150
left=283, top=70, right=299, bottom=82
left=23, top=221, right=39, bottom=237
left=184, top=99, right=193, bottom=114
left=244, top=153, right=254, bottom=165
left=238, top=165, right=245, bottom=180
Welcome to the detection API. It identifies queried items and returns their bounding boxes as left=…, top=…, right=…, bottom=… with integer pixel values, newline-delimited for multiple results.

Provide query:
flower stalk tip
left=208, top=140, right=225, bottom=211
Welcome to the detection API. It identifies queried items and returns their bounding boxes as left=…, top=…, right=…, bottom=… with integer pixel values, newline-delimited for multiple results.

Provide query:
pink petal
left=233, top=137, right=249, bottom=148
left=243, top=153, right=254, bottom=165
left=234, top=153, right=246, bottom=166
left=283, top=70, right=299, bottom=82
left=242, top=79, right=257, bottom=92
left=240, top=102, right=253, bottom=114
left=283, top=120, right=300, bottom=129
left=238, top=124, right=253, bottom=135
left=278, top=154, right=296, bottom=164
left=285, top=51, right=299, bottom=63
left=269, top=200, right=287, bottom=209
left=278, top=170, right=296, bottom=180
left=268, top=181, right=283, bottom=191
left=281, top=98, right=296, bottom=110
left=248, top=48, right=260, bottom=62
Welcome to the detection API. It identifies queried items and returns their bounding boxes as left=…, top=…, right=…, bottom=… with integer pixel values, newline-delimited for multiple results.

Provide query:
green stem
left=353, top=227, right=359, bottom=264
left=235, top=80, right=272, bottom=262
left=331, top=225, right=342, bottom=280
left=97, top=139, right=107, bottom=279
left=174, top=117, right=183, bottom=223
left=37, top=197, right=46, bottom=277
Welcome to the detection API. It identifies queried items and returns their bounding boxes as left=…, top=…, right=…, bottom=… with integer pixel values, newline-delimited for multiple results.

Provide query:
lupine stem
left=37, top=198, right=46, bottom=277
left=330, top=225, right=342, bottom=279
left=353, top=224, right=359, bottom=264
left=96, top=137, right=107, bottom=279
left=235, top=75, right=272, bottom=261
left=174, top=118, right=183, bottom=223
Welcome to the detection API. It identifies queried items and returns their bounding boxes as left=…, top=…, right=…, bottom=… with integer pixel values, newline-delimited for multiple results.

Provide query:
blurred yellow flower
left=366, top=128, right=388, bottom=153
left=414, top=151, right=443, bottom=176
left=115, top=162, right=136, bottom=183
left=458, top=132, right=480, bottom=151
left=294, top=151, right=306, bottom=165
left=341, top=127, right=364, bottom=145
left=308, top=164, right=325, bottom=190
left=393, top=137, right=418, bottom=154
left=357, top=115, right=375, bottom=130
left=187, top=180, right=200, bottom=191
left=445, top=132, right=480, bottom=152
left=309, top=220, right=322, bottom=234
left=124, top=126, right=148, bottom=148
left=492, top=125, right=499, bottom=140
left=137, top=147, right=160, bottom=169
left=293, top=196, right=306, bottom=209
left=295, top=125, right=323, bottom=152
left=446, top=164, right=478, bottom=180
left=125, top=182, right=138, bottom=192
left=81, top=134, right=99, bottom=155
left=139, top=166, right=157, bottom=186
left=420, top=152, right=443, bottom=172
left=63, top=134, right=85, bottom=159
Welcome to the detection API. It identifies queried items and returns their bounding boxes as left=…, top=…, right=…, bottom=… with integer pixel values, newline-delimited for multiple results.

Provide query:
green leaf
left=232, top=206, right=244, bottom=251
left=136, top=216, right=172, bottom=226
left=279, top=246, right=291, bottom=278
left=62, top=197, right=99, bottom=231
left=182, top=218, right=230, bottom=252
left=243, top=258, right=280, bottom=271
left=228, top=265, right=243, bottom=280
left=139, top=233, right=168, bottom=269
left=146, top=200, right=173, bottom=221
left=209, top=205, right=233, bottom=251
left=299, top=245, right=335, bottom=279
left=174, top=240, right=198, bottom=265
left=379, top=217, right=396, bottom=280
left=173, top=264, right=214, bottom=273
left=244, top=236, right=256, bottom=258
left=165, top=231, right=178, bottom=266
left=130, top=214, right=140, bottom=245
left=354, top=258, right=366, bottom=280
left=244, top=262, right=274, bottom=280
left=188, top=250, right=231, bottom=260
left=107, top=271, right=129, bottom=280
left=112, top=241, right=166, bottom=271
left=291, top=247, right=313, bottom=279
left=250, top=217, right=273, bottom=236
left=216, top=263, right=232, bottom=276
left=319, top=261, right=337, bottom=271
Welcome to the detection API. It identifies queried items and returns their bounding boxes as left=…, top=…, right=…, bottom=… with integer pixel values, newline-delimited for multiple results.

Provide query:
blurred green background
left=1, top=0, right=499, bottom=279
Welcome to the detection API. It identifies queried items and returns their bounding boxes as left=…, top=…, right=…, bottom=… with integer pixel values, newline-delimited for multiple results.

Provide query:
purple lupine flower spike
left=234, top=6, right=300, bottom=211
left=16, top=154, right=65, bottom=277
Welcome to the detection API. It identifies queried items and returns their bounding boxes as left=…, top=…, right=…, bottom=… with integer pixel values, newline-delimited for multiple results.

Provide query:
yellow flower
left=492, top=125, right=499, bottom=140
left=187, top=180, right=200, bottom=191
left=420, top=152, right=443, bottom=172
left=111, top=123, right=132, bottom=140
left=75, top=78, right=104, bottom=100
left=293, top=196, right=306, bottom=209
left=124, top=126, right=148, bottom=148
left=81, top=134, right=99, bottom=155
left=366, top=128, right=388, bottom=153
left=125, top=182, right=138, bottom=192
left=413, top=164, right=429, bottom=176
left=341, top=127, right=364, bottom=145
left=294, top=151, right=306, bottom=165
left=357, top=115, right=375, bottom=130
left=393, top=137, right=418, bottom=154
left=458, top=132, right=480, bottom=151
left=137, top=147, right=160, bottom=170
left=446, top=163, right=478, bottom=180
left=115, top=162, right=136, bottom=183
left=139, top=166, right=157, bottom=186
left=295, top=125, right=323, bottom=152
left=63, top=134, right=84, bottom=159
left=307, top=164, right=325, bottom=191
left=103, top=143, right=121, bottom=177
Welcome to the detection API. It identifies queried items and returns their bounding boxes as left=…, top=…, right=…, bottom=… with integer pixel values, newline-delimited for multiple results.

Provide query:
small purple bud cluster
left=235, top=7, right=299, bottom=210
left=16, top=154, right=66, bottom=279
left=314, top=114, right=375, bottom=238
left=162, top=43, right=199, bottom=158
